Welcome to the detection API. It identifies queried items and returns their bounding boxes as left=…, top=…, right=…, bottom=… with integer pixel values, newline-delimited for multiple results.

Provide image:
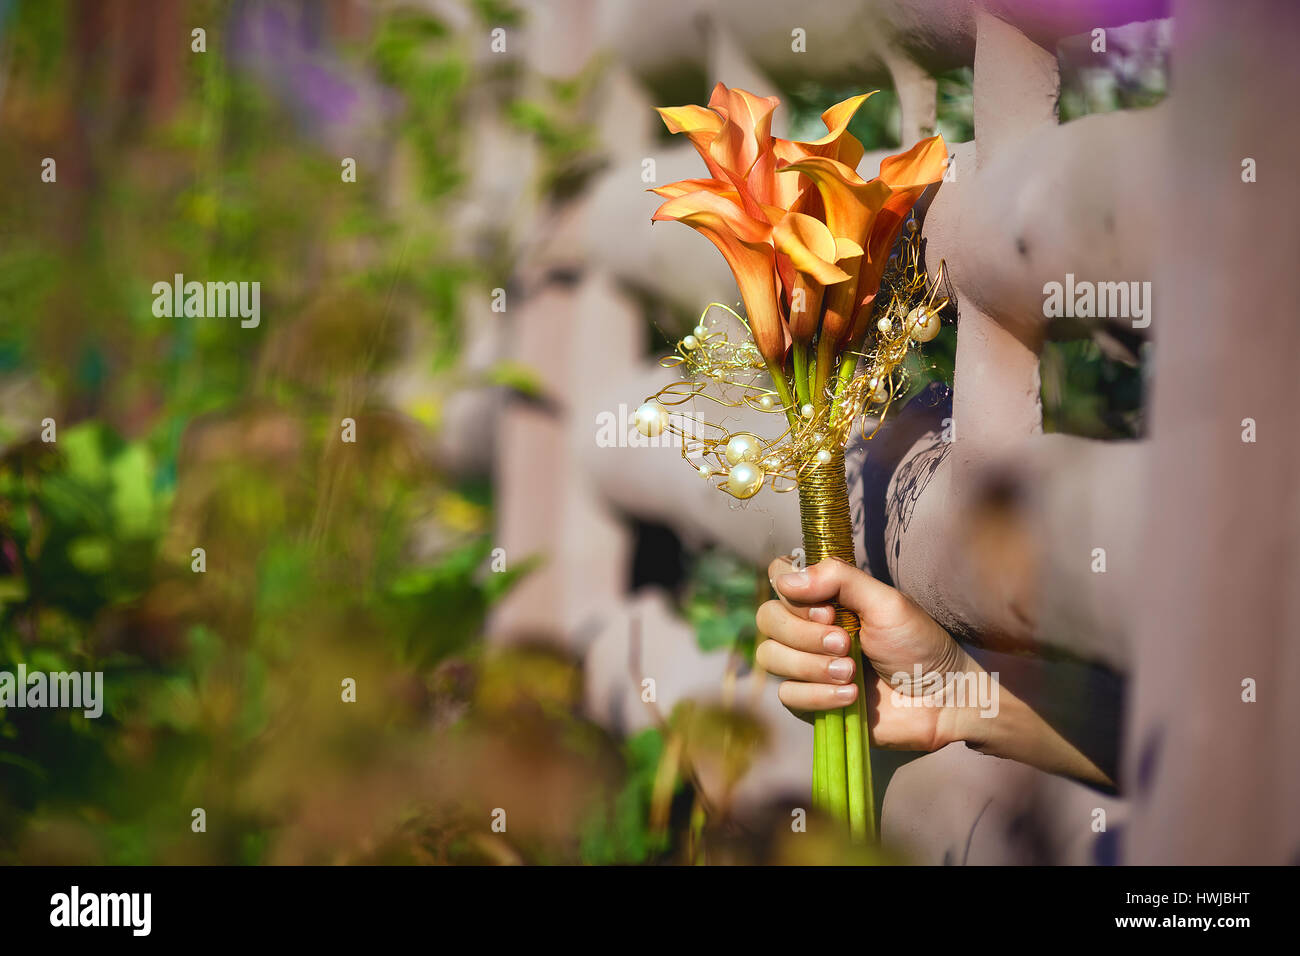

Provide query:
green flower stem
left=792, top=342, right=812, bottom=409
left=835, top=346, right=859, bottom=395
left=844, top=633, right=875, bottom=840
left=813, top=711, right=828, bottom=809
left=813, top=336, right=838, bottom=408
left=825, top=707, right=848, bottom=823
left=765, top=358, right=800, bottom=429
left=827, top=347, right=860, bottom=423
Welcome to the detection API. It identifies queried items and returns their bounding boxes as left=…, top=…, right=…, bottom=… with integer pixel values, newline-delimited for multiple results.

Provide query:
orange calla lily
left=847, top=135, right=949, bottom=342
left=651, top=189, right=786, bottom=365
left=777, top=157, right=888, bottom=352
left=650, top=83, right=947, bottom=412
left=772, top=212, right=857, bottom=342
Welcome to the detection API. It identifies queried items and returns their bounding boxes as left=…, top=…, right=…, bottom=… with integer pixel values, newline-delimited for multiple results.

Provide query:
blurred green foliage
left=579, top=727, right=673, bottom=864
left=507, top=61, right=606, bottom=200
left=684, top=548, right=761, bottom=659
left=0, top=0, right=581, bottom=865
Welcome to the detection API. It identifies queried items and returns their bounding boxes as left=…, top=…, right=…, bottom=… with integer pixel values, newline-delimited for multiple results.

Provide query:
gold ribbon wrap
left=797, top=449, right=875, bottom=840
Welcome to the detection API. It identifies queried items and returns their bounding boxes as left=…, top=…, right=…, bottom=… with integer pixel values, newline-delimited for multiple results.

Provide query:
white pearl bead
left=816, top=449, right=832, bottom=464
left=877, top=317, right=892, bottom=334
left=759, top=394, right=775, bottom=410
left=726, top=462, right=764, bottom=499
left=907, top=305, right=940, bottom=343
left=694, top=324, right=707, bottom=337
left=633, top=400, right=669, bottom=438
left=763, top=457, right=779, bottom=469
left=800, top=403, right=814, bottom=419
left=698, top=464, right=711, bottom=478
left=683, top=335, right=699, bottom=350
left=724, top=432, right=762, bottom=466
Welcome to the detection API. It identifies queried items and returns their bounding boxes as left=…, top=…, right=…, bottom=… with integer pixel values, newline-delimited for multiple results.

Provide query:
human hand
left=756, top=556, right=972, bottom=752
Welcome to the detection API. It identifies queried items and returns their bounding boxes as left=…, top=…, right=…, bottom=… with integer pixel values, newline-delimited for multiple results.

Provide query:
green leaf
left=60, top=425, right=109, bottom=487
left=483, top=360, right=545, bottom=399
left=66, top=536, right=113, bottom=574
left=108, top=444, right=158, bottom=538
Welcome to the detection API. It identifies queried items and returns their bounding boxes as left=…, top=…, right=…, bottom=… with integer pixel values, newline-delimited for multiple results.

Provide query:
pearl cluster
left=724, top=432, right=764, bottom=498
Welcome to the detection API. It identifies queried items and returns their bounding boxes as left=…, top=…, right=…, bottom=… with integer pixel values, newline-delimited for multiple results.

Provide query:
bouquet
left=637, top=84, right=949, bottom=841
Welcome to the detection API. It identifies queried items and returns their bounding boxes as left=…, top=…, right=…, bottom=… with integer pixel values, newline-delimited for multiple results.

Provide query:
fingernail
left=779, top=571, right=809, bottom=589
left=809, top=605, right=833, bottom=624
left=827, top=658, right=853, bottom=682
left=822, top=630, right=848, bottom=654
left=834, top=684, right=857, bottom=702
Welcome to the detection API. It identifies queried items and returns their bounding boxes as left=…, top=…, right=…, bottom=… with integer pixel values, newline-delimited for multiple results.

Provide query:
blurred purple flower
left=228, top=2, right=398, bottom=150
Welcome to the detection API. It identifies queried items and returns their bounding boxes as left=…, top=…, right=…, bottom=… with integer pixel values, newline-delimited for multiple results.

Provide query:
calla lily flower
left=772, top=212, right=858, bottom=342
left=848, top=134, right=949, bottom=342
left=651, top=189, right=787, bottom=365
left=650, top=83, right=947, bottom=411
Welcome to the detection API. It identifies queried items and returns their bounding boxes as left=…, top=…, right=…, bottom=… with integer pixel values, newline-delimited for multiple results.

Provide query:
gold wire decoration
left=643, top=226, right=950, bottom=499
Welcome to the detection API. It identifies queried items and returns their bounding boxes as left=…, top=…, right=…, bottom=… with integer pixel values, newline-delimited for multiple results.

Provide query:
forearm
left=945, top=655, right=1113, bottom=788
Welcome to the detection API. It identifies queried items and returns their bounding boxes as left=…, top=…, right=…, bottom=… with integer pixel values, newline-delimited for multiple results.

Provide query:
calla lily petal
left=707, top=85, right=778, bottom=175
left=773, top=212, right=852, bottom=287
left=652, top=190, right=786, bottom=365
left=778, top=157, right=891, bottom=251
left=648, top=178, right=738, bottom=200
left=787, top=274, right=825, bottom=343
left=796, top=91, right=874, bottom=168
left=656, top=104, right=727, bottom=180
left=651, top=189, right=772, bottom=243
left=877, top=133, right=948, bottom=190
left=834, top=237, right=864, bottom=261
left=820, top=249, right=864, bottom=348
left=770, top=92, right=873, bottom=207
left=848, top=135, right=949, bottom=339
left=706, top=85, right=781, bottom=217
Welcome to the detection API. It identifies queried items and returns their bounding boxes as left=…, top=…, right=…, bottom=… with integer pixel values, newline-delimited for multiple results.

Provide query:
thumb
left=774, top=557, right=906, bottom=625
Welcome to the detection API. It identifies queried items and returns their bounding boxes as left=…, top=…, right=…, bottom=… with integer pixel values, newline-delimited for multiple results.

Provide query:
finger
left=774, top=557, right=906, bottom=625
left=766, top=556, right=835, bottom=624
left=756, top=638, right=855, bottom=684
left=777, top=679, right=859, bottom=713
left=755, top=601, right=850, bottom=655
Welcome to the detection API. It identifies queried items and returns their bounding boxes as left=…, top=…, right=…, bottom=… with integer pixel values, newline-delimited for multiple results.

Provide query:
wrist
left=937, top=650, right=1001, bottom=750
